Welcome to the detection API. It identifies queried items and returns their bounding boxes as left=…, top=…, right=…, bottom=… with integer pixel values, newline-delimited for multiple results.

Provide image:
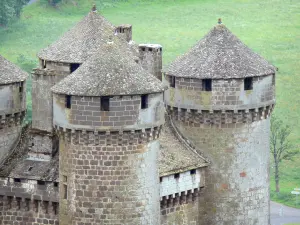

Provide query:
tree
left=270, top=116, right=298, bottom=192
left=0, top=0, right=29, bottom=26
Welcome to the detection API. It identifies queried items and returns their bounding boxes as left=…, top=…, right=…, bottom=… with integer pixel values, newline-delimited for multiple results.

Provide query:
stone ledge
left=54, top=125, right=163, bottom=144
left=0, top=111, right=26, bottom=128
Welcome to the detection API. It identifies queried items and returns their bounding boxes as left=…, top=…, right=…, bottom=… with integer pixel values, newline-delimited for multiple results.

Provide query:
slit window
left=19, top=83, right=23, bottom=93
left=101, top=97, right=110, bottom=111
left=42, top=60, right=46, bottom=69
left=160, top=177, right=163, bottom=183
left=202, top=79, right=212, bottom=91
left=70, top=63, right=80, bottom=73
left=244, top=77, right=253, bottom=90
left=28, top=166, right=33, bottom=171
left=190, top=169, right=196, bottom=175
left=37, top=180, right=45, bottom=185
left=63, top=184, right=68, bottom=199
left=170, top=76, right=175, bottom=88
left=66, top=95, right=71, bottom=109
left=141, top=95, right=148, bottom=109
left=174, top=173, right=180, bottom=179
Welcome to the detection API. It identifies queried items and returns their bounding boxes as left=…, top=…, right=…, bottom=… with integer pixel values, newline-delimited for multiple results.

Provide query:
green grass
left=0, top=0, right=300, bottom=207
left=285, top=224, right=300, bottom=225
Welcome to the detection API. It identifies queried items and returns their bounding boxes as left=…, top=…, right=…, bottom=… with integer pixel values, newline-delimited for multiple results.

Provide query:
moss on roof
left=163, top=24, right=276, bottom=79
left=0, top=55, right=27, bottom=84
left=51, top=38, right=165, bottom=96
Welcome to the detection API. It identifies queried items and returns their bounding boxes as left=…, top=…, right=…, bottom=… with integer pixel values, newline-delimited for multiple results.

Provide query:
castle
left=0, top=7, right=276, bottom=225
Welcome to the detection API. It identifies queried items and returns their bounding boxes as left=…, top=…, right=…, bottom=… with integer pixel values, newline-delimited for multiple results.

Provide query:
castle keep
left=0, top=7, right=275, bottom=225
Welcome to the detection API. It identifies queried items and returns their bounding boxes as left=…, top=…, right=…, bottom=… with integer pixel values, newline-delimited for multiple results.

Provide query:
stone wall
left=58, top=129, right=162, bottom=225
left=0, top=178, right=59, bottom=225
left=160, top=198, right=200, bottom=225
left=31, top=65, right=69, bottom=133
left=53, top=93, right=164, bottom=131
left=172, top=117, right=271, bottom=225
left=139, top=44, right=163, bottom=80
left=164, top=74, right=275, bottom=111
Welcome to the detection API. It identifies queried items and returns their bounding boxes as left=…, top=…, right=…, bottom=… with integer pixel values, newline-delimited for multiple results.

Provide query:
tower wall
left=139, top=44, right=162, bottom=80
left=31, top=61, right=70, bottom=133
left=164, top=73, right=275, bottom=225
left=53, top=93, right=164, bottom=225
left=0, top=82, right=26, bottom=163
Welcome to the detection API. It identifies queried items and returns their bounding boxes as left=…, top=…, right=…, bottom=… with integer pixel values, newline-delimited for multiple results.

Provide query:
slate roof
left=37, top=11, right=117, bottom=63
left=163, top=24, right=276, bottom=79
left=51, top=39, right=166, bottom=96
left=159, top=116, right=208, bottom=176
left=0, top=55, right=27, bottom=84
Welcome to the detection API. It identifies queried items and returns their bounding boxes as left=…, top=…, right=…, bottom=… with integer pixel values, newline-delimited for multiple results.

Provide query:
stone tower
left=30, top=10, right=117, bottom=157
left=163, top=22, right=276, bottom=225
left=52, top=41, right=165, bottom=224
left=0, top=55, right=27, bottom=163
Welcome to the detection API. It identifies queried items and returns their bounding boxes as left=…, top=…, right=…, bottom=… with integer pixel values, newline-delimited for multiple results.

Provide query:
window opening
left=244, top=77, right=253, bottom=90
left=70, top=63, right=80, bottom=73
left=170, top=76, right=175, bottom=88
left=141, top=95, right=148, bottom=109
left=14, top=178, right=21, bottom=183
left=202, top=79, right=212, bottom=91
left=43, top=60, right=46, bottom=69
left=37, top=180, right=45, bottom=185
left=174, top=173, right=180, bottom=179
left=28, top=166, right=33, bottom=172
left=190, top=169, right=196, bottom=175
left=66, top=95, right=71, bottom=109
left=19, top=83, right=23, bottom=93
left=101, top=97, right=110, bottom=111
left=54, top=182, right=58, bottom=187
left=63, top=184, right=68, bottom=199
left=160, top=177, right=163, bottom=183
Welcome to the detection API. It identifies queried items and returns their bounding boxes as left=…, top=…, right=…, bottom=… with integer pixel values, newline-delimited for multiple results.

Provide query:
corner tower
left=0, top=55, right=27, bottom=163
left=52, top=41, right=165, bottom=224
left=163, top=21, right=276, bottom=225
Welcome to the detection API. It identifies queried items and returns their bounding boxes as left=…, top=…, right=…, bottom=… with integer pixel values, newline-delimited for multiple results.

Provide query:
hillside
left=0, top=0, right=299, bottom=208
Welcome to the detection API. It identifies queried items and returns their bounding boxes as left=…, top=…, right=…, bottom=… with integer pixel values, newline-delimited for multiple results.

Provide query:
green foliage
left=40, top=0, right=62, bottom=7
left=0, top=0, right=29, bottom=25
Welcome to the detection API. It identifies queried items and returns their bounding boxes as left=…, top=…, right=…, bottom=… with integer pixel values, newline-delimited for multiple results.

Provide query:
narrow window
left=142, top=47, right=145, bottom=51
left=52, top=202, right=58, bottom=215
left=244, top=77, right=253, bottom=90
left=54, top=182, right=58, bottom=187
left=16, top=197, right=21, bottom=210
left=160, top=177, right=163, bottom=183
left=63, top=184, right=68, bottom=199
left=19, top=83, right=23, bottom=93
left=14, top=178, right=21, bottom=183
left=141, top=95, right=148, bottom=109
left=70, top=63, right=80, bottom=73
left=65, top=95, right=71, bottom=109
left=174, top=173, right=180, bottom=179
left=101, top=97, right=110, bottom=111
left=43, top=60, right=46, bottom=69
left=170, top=76, right=175, bottom=88
left=34, top=200, right=39, bottom=213
left=25, top=199, right=30, bottom=211
left=149, top=48, right=152, bottom=51
left=202, top=79, right=212, bottom=91
left=190, top=169, right=196, bottom=175
left=28, top=166, right=33, bottom=171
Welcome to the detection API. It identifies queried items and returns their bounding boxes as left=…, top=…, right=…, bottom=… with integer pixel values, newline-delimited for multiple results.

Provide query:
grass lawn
left=0, top=0, right=300, bottom=207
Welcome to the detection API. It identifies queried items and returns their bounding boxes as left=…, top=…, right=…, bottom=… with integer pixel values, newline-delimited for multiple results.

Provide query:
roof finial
left=218, top=18, right=222, bottom=24
left=92, top=4, right=97, bottom=13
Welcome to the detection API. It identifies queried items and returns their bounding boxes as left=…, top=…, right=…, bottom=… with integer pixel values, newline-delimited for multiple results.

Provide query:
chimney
left=115, top=24, right=132, bottom=42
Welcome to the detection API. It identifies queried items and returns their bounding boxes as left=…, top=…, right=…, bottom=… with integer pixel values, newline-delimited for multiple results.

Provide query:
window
left=170, top=76, right=175, bottom=88
left=190, top=169, right=196, bottom=175
left=19, top=83, right=23, bottom=93
left=54, top=182, right=58, bottom=187
left=160, top=177, right=163, bottom=183
left=16, top=197, right=21, bottom=210
left=14, top=178, right=21, bottom=183
left=70, top=63, right=80, bottom=73
left=65, top=95, right=71, bottom=109
left=28, top=166, right=33, bottom=171
left=37, top=180, right=45, bottom=185
left=141, top=95, right=148, bottom=109
left=101, top=97, right=110, bottom=111
left=63, top=184, right=68, bottom=199
left=42, top=60, right=46, bottom=69
left=202, top=79, right=212, bottom=91
left=174, top=173, right=180, bottom=179
left=244, top=77, right=253, bottom=90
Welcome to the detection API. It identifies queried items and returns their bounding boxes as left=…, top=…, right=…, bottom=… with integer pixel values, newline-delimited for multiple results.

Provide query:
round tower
left=163, top=22, right=276, bottom=225
left=52, top=42, right=165, bottom=224
left=0, top=55, right=27, bottom=163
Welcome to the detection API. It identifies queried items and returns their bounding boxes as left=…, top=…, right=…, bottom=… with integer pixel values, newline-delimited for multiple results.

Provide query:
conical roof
left=0, top=55, right=27, bottom=84
left=163, top=23, right=276, bottom=79
left=37, top=11, right=116, bottom=63
left=52, top=37, right=165, bottom=96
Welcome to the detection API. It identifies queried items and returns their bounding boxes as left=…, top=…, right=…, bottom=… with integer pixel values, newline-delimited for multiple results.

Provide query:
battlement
left=0, top=111, right=26, bottom=128
left=55, top=125, right=162, bottom=145
left=167, top=104, right=274, bottom=126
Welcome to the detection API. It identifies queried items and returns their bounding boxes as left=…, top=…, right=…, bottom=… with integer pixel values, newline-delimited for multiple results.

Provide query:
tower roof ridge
left=163, top=23, right=276, bottom=79
left=51, top=38, right=166, bottom=96
left=37, top=11, right=116, bottom=63
left=0, top=55, right=27, bottom=84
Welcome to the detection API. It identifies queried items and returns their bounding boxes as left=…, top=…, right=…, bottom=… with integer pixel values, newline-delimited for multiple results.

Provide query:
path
left=271, top=201, right=300, bottom=225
